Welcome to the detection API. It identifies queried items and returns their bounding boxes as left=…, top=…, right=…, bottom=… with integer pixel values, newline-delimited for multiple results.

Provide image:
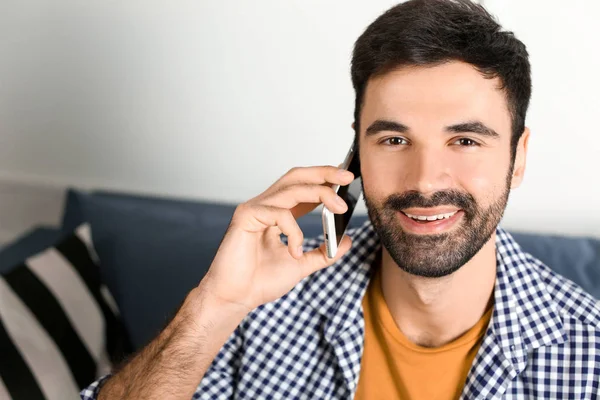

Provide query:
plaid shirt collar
left=304, top=220, right=568, bottom=397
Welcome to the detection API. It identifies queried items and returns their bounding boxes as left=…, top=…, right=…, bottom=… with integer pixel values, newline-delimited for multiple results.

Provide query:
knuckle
left=261, top=204, right=285, bottom=219
left=287, top=184, right=332, bottom=202
left=287, top=166, right=302, bottom=176
left=265, top=204, right=281, bottom=213
left=280, top=207, right=294, bottom=221
left=231, top=207, right=242, bottom=221
left=319, top=185, right=337, bottom=198
left=234, top=202, right=251, bottom=215
left=324, top=164, right=340, bottom=174
left=304, top=183, right=322, bottom=193
left=234, top=202, right=263, bottom=221
left=304, top=185, right=322, bottom=199
left=280, top=210, right=299, bottom=227
left=261, top=185, right=290, bottom=204
left=270, top=186, right=286, bottom=198
left=267, top=184, right=296, bottom=202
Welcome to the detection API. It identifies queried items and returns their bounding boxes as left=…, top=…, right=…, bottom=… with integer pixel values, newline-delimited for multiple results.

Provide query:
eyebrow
left=365, top=120, right=409, bottom=136
left=446, top=121, right=500, bottom=139
left=364, top=119, right=500, bottom=139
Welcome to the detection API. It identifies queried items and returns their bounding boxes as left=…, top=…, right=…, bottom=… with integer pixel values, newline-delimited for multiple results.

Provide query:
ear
left=351, top=122, right=355, bottom=130
left=511, top=127, right=530, bottom=189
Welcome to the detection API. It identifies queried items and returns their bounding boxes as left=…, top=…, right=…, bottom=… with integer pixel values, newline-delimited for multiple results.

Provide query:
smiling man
left=82, top=0, right=600, bottom=399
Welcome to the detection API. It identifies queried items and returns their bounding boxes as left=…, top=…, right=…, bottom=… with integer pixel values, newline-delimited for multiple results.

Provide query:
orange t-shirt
left=354, top=266, right=493, bottom=400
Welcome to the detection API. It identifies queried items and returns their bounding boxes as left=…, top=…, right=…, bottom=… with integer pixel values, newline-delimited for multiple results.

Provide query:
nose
left=403, top=146, right=453, bottom=196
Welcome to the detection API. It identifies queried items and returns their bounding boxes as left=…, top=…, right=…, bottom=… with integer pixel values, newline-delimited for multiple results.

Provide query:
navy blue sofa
left=1, top=189, right=599, bottom=351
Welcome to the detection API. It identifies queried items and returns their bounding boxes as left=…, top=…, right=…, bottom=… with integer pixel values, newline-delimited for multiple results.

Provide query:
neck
left=379, top=232, right=497, bottom=348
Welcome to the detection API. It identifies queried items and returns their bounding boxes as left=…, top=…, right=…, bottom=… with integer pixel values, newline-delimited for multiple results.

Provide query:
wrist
left=177, top=285, right=249, bottom=339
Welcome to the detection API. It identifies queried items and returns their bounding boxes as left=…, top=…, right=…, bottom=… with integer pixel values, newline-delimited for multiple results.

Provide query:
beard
left=363, top=171, right=512, bottom=278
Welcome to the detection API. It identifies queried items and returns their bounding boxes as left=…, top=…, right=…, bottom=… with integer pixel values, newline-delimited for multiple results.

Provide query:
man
left=82, top=0, right=600, bottom=398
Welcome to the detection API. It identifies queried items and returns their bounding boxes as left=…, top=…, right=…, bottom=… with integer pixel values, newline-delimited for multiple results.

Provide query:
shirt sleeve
left=192, top=323, right=244, bottom=399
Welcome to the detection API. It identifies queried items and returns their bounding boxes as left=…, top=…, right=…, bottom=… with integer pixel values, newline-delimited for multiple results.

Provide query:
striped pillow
left=0, top=224, right=131, bottom=400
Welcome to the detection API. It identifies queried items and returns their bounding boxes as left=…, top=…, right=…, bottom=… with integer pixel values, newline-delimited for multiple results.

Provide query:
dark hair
left=351, top=0, right=531, bottom=159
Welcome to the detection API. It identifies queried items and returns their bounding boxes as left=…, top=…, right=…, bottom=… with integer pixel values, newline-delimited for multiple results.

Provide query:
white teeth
left=405, top=211, right=458, bottom=221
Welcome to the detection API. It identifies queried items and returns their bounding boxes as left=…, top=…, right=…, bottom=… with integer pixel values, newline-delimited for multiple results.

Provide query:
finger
left=246, top=205, right=305, bottom=259
left=298, top=235, right=353, bottom=277
left=261, top=184, right=348, bottom=216
left=276, top=181, right=337, bottom=219
left=271, top=166, right=354, bottom=193
left=264, top=225, right=284, bottom=246
left=289, top=202, right=321, bottom=219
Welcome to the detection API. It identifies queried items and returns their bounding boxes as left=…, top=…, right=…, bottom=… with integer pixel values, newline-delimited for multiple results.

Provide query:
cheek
left=360, top=154, right=401, bottom=202
left=452, top=156, right=509, bottom=201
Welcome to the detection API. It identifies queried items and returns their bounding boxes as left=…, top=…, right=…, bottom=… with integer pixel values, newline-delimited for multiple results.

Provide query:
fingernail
left=297, top=246, right=304, bottom=257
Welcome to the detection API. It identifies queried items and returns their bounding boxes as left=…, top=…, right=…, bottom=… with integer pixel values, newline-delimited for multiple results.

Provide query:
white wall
left=0, top=0, right=599, bottom=240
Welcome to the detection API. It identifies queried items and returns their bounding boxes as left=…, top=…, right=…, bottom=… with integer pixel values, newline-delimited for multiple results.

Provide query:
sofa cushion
left=72, top=191, right=237, bottom=349
left=0, top=224, right=130, bottom=399
left=0, top=227, right=62, bottom=274
left=511, top=232, right=600, bottom=299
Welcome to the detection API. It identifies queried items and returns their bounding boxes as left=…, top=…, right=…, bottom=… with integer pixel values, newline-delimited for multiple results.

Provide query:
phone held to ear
left=322, top=142, right=363, bottom=258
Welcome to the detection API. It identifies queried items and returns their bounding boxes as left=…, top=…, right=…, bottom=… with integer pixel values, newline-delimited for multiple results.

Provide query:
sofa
left=1, top=188, right=600, bottom=353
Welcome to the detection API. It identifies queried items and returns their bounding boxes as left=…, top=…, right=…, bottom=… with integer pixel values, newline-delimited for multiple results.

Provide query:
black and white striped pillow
left=0, top=224, right=130, bottom=400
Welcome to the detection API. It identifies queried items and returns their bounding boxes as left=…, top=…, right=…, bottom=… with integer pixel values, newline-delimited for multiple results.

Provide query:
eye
left=382, top=137, right=409, bottom=146
left=454, top=138, right=480, bottom=147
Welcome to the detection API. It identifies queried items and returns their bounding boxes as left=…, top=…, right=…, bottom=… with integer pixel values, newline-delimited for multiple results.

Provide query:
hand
left=199, top=166, right=354, bottom=314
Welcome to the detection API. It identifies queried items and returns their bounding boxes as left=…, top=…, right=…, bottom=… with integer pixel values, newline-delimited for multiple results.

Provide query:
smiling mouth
left=401, top=210, right=459, bottom=223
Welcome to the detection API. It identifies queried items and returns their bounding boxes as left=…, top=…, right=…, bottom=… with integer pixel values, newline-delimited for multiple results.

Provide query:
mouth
left=397, top=209, right=464, bottom=234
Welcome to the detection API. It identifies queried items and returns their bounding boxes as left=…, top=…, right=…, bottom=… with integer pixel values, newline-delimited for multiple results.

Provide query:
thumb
left=299, top=235, right=353, bottom=277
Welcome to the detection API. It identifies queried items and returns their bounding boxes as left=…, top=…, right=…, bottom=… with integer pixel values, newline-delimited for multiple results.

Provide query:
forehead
left=361, top=61, right=512, bottom=136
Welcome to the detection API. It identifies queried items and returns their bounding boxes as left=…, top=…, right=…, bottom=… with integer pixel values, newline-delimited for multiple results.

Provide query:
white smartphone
left=322, top=142, right=362, bottom=258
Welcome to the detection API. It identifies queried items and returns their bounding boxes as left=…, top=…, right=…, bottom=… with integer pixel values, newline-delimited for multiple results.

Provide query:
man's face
left=359, top=61, right=528, bottom=278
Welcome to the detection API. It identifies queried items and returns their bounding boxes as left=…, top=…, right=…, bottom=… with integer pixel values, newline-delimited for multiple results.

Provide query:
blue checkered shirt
left=82, top=221, right=600, bottom=399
